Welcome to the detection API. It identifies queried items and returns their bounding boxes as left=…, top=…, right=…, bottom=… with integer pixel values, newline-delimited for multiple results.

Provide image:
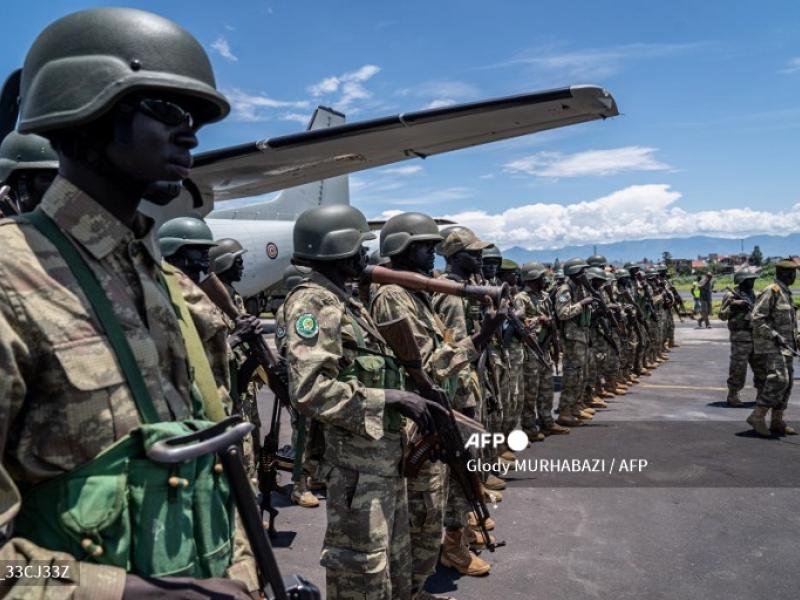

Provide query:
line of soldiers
left=274, top=208, right=687, bottom=600
left=720, top=263, right=799, bottom=436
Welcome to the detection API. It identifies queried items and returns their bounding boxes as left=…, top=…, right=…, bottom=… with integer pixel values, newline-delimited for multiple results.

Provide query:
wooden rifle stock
left=363, top=265, right=509, bottom=307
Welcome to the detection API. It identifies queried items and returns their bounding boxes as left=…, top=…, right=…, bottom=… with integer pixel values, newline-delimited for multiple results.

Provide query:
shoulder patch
left=275, top=325, right=287, bottom=339
left=558, top=292, right=570, bottom=304
left=295, top=313, right=319, bottom=339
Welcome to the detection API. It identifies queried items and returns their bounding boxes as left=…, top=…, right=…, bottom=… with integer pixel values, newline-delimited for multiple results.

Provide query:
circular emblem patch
left=275, top=325, right=287, bottom=339
left=295, top=313, right=319, bottom=339
left=266, top=242, right=279, bottom=259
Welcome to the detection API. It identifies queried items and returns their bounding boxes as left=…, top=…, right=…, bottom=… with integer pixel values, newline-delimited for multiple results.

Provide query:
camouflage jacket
left=719, top=286, right=755, bottom=341
left=0, top=177, right=254, bottom=597
left=282, top=271, right=405, bottom=477
left=555, top=279, right=590, bottom=342
left=370, top=283, right=476, bottom=385
left=751, top=280, right=798, bottom=355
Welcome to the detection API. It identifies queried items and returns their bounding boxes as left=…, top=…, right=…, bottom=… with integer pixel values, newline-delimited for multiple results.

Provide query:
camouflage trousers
left=666, top=311, right=676, bottom=345
left=483, top=348, right=507, bottom=466
left=755, top=353, right=793, bottom=411
left=321, top=465, right=411, bottom=600
left=620, top=331, right=635, bottom=380
left=407, top=461, right=446, bottom=595
left=502, top=344, right=525, bottom=435
left=236, top=383, right=262, bottom=480
left=583, top=340, right=597, bottom=403
left=727, top=338, right=766, bottom=394
left=559, top=338, right=588, bottom=414
left=645, top=320, right=659, bottom=364
left=592, top=330, right=619, bottom=392
left=521, top=351, right=555, bottom=429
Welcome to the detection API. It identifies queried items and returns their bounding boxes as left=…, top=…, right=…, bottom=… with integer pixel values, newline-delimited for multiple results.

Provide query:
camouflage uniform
left=0, top=178, right=257, bottom=596
left=283, top=271, right=411, bottom=600
left=371, top=283, right=475, bottom=594
left=555, top=280, right=591, bottom=418
left=501, top=294, right=526, bottom=436
left=515, top=289, right=556, bottom=430
left=719, top=287, right=764, bottom=396
left=752, top=280, right=798, bottom=410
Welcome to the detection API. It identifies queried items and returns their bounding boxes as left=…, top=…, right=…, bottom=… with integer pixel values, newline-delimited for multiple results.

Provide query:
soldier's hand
left=229, top=314, right=263, bottom=348
left=774, top=333, right=788, bottom=348
left=579, top=296, right=595, bottom=307
left=123, top=574, right=253, bottom=599
left=538, top=315, right=551, bottom=326
left=384, top=389, right=444, bottom=435
left=731, top=299, right=749, bottom=308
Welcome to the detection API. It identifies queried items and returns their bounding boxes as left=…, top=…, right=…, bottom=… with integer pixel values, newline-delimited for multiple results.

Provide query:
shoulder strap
left=160, top=267, right=227, bottom=422
left=25, top=211, right=161, bottom=424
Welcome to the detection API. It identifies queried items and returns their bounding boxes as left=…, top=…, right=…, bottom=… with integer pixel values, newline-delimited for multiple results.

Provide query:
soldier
left=371, top=212, right=502, bottom=591
left=747, top=259, right=799, bottom=437
left=554, top=258, right=595, bottom=426
left=0, top=131, right=58, bottom=215
left=498, top=258, right=528, bottom=449
left=585, top=267, right=617, bottom=406
left=282, top=204, right=445, bottom=599
left=0, top=7, right=260, bottom=597
left=698, top=271, right=714, bottom=329
left=516, top=262, right=570, bottom=436
left=719, top=271, right=764, bottom=407
left=615, top=270, right=641, bottom=385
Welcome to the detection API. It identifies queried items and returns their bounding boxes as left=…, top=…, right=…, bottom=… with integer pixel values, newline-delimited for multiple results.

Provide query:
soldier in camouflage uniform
left=372, top=212, right=502, bottom=592
left=498, top=259, right=528, bottom=450
left=614, top=270, right=639, bottom=385
left=516, top=262, right=570, bottom=437
left=555, top=258, right=596, bottom=427
left=0, top=131, right=58, bottom=216
left=0, top=8, right=260, bottom=597
left=747, top=259, right=799, bottom=437
left=283, top=204, right=445, bottom=599
left=719, top=270, right=764, bottom=407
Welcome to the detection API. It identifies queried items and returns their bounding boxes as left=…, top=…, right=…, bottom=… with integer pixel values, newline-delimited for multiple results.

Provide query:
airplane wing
left=190, top=85, right=618, bottom=205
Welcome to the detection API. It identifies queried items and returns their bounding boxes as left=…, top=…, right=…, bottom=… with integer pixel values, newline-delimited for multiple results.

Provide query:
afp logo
left=465, top=430, right=529, bottom=452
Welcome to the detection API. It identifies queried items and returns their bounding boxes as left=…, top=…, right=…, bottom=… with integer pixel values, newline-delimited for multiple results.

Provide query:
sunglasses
left=121, top=97, right=195, bottom=129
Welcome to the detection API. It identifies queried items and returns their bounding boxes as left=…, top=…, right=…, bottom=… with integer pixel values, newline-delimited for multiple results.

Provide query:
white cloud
left=211, top=36, right=237, bottom=62
left=224, top=88, right=310, bottom=122
left=423, top=99, right=457, bottom=109
left=381, top=165, right=423, bottom=176
left=279, top=112, right=311, bottom=125
left=781, top=57, right=800, bottom=74
left=435, top=184, right=800, bottom=250
left=479, top=173, right=495, bottom=179
left=308, top=65, right=382, bottom=113
left=397, top=80, right=479, bottom=110
left=367, top=186, right=475, bottom=207
left=504, top=146, right=671, bottom=178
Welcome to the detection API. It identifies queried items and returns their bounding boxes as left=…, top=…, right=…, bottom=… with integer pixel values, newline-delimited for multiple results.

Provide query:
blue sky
left=4, top=1, right=800, bottom=250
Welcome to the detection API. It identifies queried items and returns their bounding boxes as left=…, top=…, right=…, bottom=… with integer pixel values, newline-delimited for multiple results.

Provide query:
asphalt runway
left=257, top=320, right=800, bottom=600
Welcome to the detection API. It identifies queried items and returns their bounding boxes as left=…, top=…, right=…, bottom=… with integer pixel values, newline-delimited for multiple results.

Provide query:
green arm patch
left=295, top=313, right=319, bottom=339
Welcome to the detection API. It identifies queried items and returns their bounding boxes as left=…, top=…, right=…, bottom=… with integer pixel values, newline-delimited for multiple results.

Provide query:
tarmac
left=257, top=319, right=800, bottom=600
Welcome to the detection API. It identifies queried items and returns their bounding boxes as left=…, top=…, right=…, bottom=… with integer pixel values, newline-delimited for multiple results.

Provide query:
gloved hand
left=229, top=314, right=263, bottom=348
left=123, top=575, right=253, bottom=599
left=384, top=389, right=447, bottom=435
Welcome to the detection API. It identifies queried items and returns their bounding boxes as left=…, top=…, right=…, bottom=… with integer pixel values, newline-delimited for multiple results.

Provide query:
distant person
left=698, top=272, right=713, bottom=328
left=691, top=275, right=702, bottom=319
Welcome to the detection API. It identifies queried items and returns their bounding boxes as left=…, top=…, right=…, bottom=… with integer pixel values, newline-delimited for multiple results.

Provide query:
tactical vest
left=726, top=288, right=754, bottom=332
left=13, top=211, right=235, bottom=578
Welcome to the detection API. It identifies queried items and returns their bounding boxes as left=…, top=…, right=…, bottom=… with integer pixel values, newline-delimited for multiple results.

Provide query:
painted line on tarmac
left=638, top=383, right=729, bottom=391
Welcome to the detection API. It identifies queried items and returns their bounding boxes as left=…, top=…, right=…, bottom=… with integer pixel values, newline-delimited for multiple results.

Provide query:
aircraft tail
left=209, top=106, right=349, bottom=221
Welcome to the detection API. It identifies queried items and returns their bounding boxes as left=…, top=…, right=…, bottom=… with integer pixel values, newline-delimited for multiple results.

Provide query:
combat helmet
left=499, top=258, right=520, bottom=273
left=521, top=261, right=547, bottom=281
left=0, top=131, right=58, bottom=184
left=18, top=7, right=229, bottom=134
left=293, top=205, right=374, bottom=261
left=563, top=257, right=589, bottom=276
left=587, top=254, right=608, bottom=267
left=380, top=212, right=442, bottom=257
left=208, top=238, right=247, bottom=274
left=283, top=264, right=311, bottom=291
left=733, top=270, right=758, bottom=285
left=616, top=270, right=632, bottom=281
left=369, top=250, right=391, bottom=266
left=157, top=216, right=216, bottom=258
left=482, top=245, right=503, bottom=263
left=586, top=266, right=607, bottom=281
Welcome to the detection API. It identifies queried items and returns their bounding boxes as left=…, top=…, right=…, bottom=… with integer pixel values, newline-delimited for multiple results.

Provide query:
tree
left=750, top=245, right=763, bottom=266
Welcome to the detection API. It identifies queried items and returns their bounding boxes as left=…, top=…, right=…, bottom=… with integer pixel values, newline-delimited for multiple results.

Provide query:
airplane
left=140, top=84, right=620, bottom=309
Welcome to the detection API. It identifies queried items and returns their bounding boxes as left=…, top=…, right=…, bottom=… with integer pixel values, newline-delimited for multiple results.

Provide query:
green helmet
left=157, top=216, right=216, bottom=257
left=482, top=245, right=503, bottom=262
left=563, top=257, right=589, bottom=276
left=627, top=263, right=642, bottom=275
left=0, top=131, right=58, bottom=184
left=283, top=264, right=310, bottom=291
left=656, top=264, right=668, bottom=274
left=380, top=212, right=442, bottom=257
left=19, top=7, right=229, bottom=134
left=554, top=270, right=565, bottom=280
left=293, top=205, right=375, bottom=261
left=733, top=270, right=758, bottom=285
left=587, top=254, right=608, bottom=267
left=616, top=269, right=631, bottom=280
left=369, top=250, right=391, bottom=266
left=499, top=258, right=520, bottom=272
left=645, top=266, right=658, bottom=279
left=521, top=261, right=547, bottom=281
left=208, top=238, right=247, bottom=274
left=586, top=266, right=607, bottom=281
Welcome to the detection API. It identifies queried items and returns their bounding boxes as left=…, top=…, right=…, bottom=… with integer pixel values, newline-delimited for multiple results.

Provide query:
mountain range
left=501, top=233, right=800, bottom=266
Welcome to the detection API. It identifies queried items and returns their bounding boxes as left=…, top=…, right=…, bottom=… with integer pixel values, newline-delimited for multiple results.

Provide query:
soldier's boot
left=415, top=590, right=457, bottom=600
left=466, top=527, right=496, bottom=549
left=542, top=421, right=570, bottom=435
left=556, top=413, right=581, bottom=427
left=598, top=389, right=615, bottom=399
left=770, top=410, right=798, bottom=435
left=290, top=480, right=320, bottom=508
left=726, top=387, right=743, bottom=407
left=575, top=409, right=593, bottom=420
left=440, top=529, right=491, bottom=576
left=484, top=474, right=506, bottom=491
left=467, top=512, right=496, bottom=531
left=746, top=405, right=772, bottom=437
left=579, top=403, right=596, bottom=415
left=482, top=486, right=503, bottom=503
left=588, top=398, right=608, bottom=409
left=499, top=448, right=517, bottom=462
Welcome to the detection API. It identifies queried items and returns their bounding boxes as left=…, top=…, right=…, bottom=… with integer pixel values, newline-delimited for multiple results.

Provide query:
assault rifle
left=199, top=273, right=296, bottom=537
left=723, top=287, right=754, bottom=311
left=377, top=316, right=504, bottom=553
left=581, top=281, right=621, bottom=356
left=505, top=309, right=550, bottom=367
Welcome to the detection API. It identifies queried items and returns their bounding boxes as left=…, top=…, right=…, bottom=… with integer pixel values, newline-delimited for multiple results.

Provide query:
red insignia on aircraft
left=266, top=242, right=279, bottom=259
